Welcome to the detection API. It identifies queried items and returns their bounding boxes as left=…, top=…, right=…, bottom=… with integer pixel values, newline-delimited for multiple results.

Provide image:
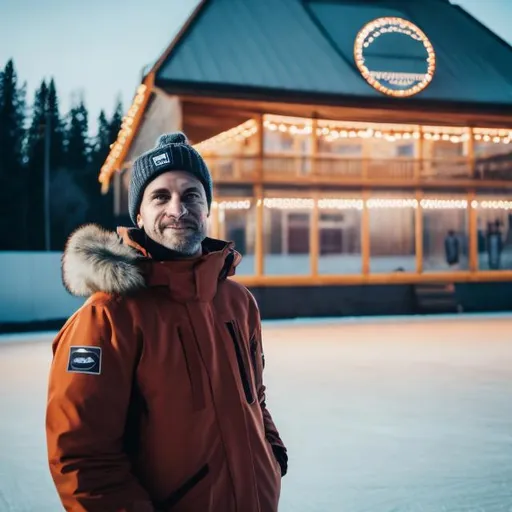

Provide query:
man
left=46, top=132, right=287, bottom=512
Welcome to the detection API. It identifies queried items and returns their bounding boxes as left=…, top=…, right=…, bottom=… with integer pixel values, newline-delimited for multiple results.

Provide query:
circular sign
left=354, top=17, right=436, bottom=97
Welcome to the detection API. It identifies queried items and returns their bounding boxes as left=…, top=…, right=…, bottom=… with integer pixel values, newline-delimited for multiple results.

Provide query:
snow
left=1, top=315, right=512, bottom=511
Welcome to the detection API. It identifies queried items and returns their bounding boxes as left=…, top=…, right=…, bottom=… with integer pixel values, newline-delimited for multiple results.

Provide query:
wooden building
left=99, top=0, right=512, bottom=317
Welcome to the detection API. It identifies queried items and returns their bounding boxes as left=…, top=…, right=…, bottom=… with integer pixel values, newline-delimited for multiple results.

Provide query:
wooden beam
left=362, top=190, right=370, bottom=275
left=231, top=269, right=512, bottom=288
left=468, top=127, right=475, bottom=178
left=415, top=189, right=423, bottom=273
left=256, top=113, right=264, bottom=183
left=174, top=94, right=512, bottom=129
left=468, top=190, right=478, bottom=272
left=255, top=184, right=264, bottom=276
left=310, top=191, right=319, bottom=277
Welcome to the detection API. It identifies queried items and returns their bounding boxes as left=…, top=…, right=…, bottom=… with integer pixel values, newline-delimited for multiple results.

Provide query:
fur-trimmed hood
left=62, top=225, right=147, bottom=297
left=62, top=224, right=239, bottom=297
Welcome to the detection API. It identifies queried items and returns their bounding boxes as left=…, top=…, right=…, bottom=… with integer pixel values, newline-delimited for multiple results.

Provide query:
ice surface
left=1, top=315, right=512, bottom=511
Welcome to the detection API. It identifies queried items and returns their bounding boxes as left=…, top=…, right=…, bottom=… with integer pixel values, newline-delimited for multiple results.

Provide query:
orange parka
left=46, top=225, right=287, bottom=512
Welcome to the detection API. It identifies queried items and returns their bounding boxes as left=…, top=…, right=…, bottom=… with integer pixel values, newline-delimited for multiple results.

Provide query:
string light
left=354, top=17, right=436, bottom=98
left=256, top=197, right=504, bottom=210
left=420, top=199, right=467, bottom=209
left=476, top=200, right=512, bottom=210
left=207, top=197, right=512, bottom=211
left=367, top=198, right=418, bottom=209
left=193, top=120, right=258, bottom=153
left=260, top=116, right=512, bottom=145
left=318, top=199, right=364, bottom=210
left=99, top=84, right=149, bottom=189
left=212, top=200, right=251, bottom=210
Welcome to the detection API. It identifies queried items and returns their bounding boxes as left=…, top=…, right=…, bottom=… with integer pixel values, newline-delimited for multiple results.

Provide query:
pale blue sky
left=1, top=0, right=512, bottom=133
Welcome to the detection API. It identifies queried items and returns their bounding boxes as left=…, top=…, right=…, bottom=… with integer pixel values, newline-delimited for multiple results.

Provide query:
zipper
left=226, top=321, right=255, bottom=404
left=177, top=326, right=205, bottom=411
left=159, top=464, right=209, bottom=509
left=249, top=334, right=260, bottom=391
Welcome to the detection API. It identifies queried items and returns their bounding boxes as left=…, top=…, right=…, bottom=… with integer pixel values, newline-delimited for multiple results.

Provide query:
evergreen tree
left=26, top=80, right=49, bottom=250
left=91, top=109, right=111, bottom=171
left=109, top=98, right=123, bottom=145
left=0, top=59, right=27, bottom=249
left=65, top=100, right=89, bottom=171
left=46, top=78, right=65, bottom=171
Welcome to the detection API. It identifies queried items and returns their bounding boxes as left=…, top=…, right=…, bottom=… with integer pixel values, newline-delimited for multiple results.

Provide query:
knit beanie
left=128, top=132, right=213, bottom=224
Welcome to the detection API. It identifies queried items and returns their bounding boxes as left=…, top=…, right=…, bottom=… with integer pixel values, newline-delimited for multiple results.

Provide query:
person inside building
left=45, top=132, right=287, bottom=512
left=444, top=229, right=460, bottom=268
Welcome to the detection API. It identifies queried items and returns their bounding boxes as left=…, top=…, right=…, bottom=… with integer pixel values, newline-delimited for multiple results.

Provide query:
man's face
left=137, top=171, right=209, bottom=256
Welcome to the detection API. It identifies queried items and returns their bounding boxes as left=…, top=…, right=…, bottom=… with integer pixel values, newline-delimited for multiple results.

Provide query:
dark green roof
left=154, top=0, right=512, bottom=109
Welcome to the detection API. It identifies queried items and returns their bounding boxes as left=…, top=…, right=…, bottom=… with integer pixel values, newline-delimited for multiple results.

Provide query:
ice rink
left=1, top=314, right=512, bottom=511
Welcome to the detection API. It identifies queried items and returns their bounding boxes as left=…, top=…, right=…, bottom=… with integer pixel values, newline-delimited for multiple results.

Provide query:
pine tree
left=26, top=80, right=49, bottom=250
left=65, top=100, right=89, bottom=171
left=109, top=98, right=123, bottom=145
left=46, top=78, right=64, bottom=171
left=0, top=59, right=28, bottom=250
left=91, top=109, right=111, bottom=171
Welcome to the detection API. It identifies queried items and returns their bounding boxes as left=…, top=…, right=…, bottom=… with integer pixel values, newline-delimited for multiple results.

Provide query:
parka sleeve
left=248, top=295, right=288, bottom=477
left=45, top=301, right=154, bottom=512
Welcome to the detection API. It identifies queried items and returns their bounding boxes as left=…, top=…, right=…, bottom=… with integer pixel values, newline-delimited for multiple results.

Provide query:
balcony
left=204, top=153, right=512, bottom=188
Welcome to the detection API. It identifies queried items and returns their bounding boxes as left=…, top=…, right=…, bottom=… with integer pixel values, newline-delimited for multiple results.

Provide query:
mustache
left=160, top=221, right=198, bottom=229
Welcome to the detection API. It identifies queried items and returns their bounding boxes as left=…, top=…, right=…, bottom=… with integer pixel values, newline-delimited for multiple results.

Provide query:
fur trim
left=62, top=224, right=146, bottom=297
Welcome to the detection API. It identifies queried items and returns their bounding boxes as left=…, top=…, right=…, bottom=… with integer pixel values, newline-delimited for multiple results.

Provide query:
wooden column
left=415, top=190, right=423, bottom=273
left=414, top=126, right=423, bottom=180
left=310, top=192, right=319, bottom=277
left=468, top=190, right=478, bottom=272
left=210, top=206, right=220, bottom=240
left=255, top=184, right=264, bottom=277
left=310, top=117, right=318, bottom=177
left=467, top=127, right=475, bottom=178
left=362, top=190, right=370, bottom=275
left=256, top=114, right=264, bottom=183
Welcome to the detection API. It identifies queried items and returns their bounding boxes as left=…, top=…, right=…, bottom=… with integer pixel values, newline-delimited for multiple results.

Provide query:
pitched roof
left=153, top=0, right=512, bottom=110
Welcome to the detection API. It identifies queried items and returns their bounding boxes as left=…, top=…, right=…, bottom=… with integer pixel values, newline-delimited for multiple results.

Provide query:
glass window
left=318, top=197, right=362, bottom=274
left=263, top=195, right=312, bottom=275
left=218, top=199, right=255, bottom=276
left=474, top=139, right=512, bottom=180
left=368, top=196, right=416, bottom=273
left=422, top=132, right=469, bottom=179
left=475, top=197, right=512, bottom=271
left=422, top=197, right=469, bottom=272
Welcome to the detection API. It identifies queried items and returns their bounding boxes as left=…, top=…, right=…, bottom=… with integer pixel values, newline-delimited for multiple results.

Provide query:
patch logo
left=152, top=152, right=171, bottom=167
left=67, top=346, right=102, bottom=375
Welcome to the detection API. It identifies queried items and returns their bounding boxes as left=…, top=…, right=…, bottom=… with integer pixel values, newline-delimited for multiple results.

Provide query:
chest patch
left=67, top=346, right=102, bottom=375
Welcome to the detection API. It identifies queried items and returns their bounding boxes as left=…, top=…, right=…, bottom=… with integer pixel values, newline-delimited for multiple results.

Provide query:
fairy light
left=263, top=198, right=314, bottom=209
left=99, top=84, right=149, bottom=188
left=354, top=17, right=436, bottom=98
left=420, top=199, right=467, bottom=209
left=259, top=197, right=481, bottom=210
left=476, top=200, right=512, bottom=210
left=219, top=200, right=251, bottom=210
left=193, top=119, right=258, bottom=153
left=261, top=115, right=512, bottom=145
left=318, top=199, right=364, bottom=210
left=367, top=198, right=418, bottom=209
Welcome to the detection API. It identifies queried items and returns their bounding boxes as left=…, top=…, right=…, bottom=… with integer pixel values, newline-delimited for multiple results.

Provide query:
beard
left=157, top=221, right=207, bottom=256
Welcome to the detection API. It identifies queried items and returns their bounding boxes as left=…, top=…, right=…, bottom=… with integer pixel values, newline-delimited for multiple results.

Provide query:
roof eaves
left=155, top=78, right=512, bottom=120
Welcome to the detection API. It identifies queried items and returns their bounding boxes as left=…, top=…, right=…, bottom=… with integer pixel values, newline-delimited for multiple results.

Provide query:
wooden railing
left=203, top=154, right=512, bottom=186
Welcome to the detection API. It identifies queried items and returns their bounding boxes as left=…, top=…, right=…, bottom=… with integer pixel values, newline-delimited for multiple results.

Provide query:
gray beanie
left=128, top=132, right=213, bottom=224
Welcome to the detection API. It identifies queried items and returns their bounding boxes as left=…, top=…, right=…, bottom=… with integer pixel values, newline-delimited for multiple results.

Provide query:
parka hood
left=61, top=224, right=240, bottom=298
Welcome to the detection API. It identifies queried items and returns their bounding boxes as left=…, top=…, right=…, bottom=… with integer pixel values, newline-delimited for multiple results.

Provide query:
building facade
left=99, top=0, right=512, bottom=317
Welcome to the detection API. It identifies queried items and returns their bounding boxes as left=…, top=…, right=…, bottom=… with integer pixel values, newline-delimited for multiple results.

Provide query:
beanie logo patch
left=152, top=152, right=171, bottom=167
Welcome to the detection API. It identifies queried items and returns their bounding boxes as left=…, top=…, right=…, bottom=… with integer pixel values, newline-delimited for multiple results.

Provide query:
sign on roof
left=354, top=17, right=436, bottom=98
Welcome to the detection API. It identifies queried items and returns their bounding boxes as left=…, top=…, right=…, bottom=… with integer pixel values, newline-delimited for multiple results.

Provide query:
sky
left=2, top=0, right=512, bottom=134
